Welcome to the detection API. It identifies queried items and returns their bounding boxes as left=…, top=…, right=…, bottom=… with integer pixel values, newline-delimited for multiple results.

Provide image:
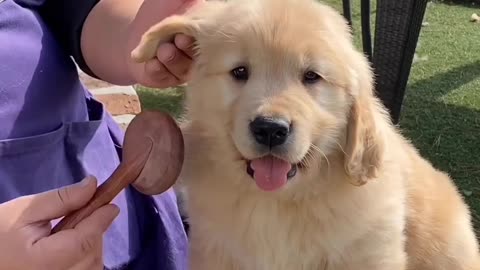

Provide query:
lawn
left=135, top=0, right=480, bottom=235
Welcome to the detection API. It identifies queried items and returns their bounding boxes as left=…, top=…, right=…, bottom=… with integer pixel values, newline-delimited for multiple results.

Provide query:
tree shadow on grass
left=399, top=61, right=480, bottom=237
left=434, top=0, right=480, bottom=9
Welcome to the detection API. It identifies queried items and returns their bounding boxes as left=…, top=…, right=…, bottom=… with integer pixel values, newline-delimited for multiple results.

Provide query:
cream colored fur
left=132, top=0, right=480, bottom=269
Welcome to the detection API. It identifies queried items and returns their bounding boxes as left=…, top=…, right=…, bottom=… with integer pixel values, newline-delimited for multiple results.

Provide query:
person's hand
left=0, top=176, right=119, bottom=270
left=135, top=33, right=196, bottom=88
left=126, top=0, right=203, bottom=88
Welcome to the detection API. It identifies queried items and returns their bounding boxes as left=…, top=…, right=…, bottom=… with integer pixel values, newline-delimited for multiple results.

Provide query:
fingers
left=142, top=59, right=180, bottom=88
left=17, top=176, right=98, bottom=224
left=134, top=34, right=195, bottom=88
left=69, top=252, right=104, bottom=270
left=68, top=235, right=104, bottom=270
left=174, top=34, right=196, bottom=58
left=156, top=42, right=192, bottom=81
left=31, top=204, right=119, bottom=270
left=74, top=204, right=119, bottom=240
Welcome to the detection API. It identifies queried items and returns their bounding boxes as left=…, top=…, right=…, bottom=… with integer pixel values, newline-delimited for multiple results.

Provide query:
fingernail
left=176, top=35, right=193, bottom=49
left=159, top=48, right=176, bottom=62
left=108, top=204, right=120, bottom=221
left=112, top=205, right=120, bottom=216
left=79, top=176, right=95, bottom=187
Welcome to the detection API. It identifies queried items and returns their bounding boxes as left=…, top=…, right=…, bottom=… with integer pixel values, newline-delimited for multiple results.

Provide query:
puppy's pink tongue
left=251, top=156, right=291, bottom=191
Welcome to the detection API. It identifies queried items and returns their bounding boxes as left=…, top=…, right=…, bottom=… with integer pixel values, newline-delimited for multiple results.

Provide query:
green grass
left=135, top=0, right=480, bottom=234
left=136, top=86, right=186, bottom=118
left=399, top=1, right=480, bottom=234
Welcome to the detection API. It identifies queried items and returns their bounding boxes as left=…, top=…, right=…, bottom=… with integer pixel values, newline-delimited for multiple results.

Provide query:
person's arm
left=79, top=0, right=144, bottom=84
left=40, top=0, right=199, bottom=87
left=82, top=0, right=199, bottom=86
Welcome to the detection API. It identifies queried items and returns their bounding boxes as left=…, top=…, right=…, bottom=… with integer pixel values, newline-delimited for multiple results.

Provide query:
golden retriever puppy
left=131, top=0, right=480, bottom=269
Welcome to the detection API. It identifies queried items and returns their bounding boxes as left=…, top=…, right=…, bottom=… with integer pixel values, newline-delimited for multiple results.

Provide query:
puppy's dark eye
left=303, top=71, right=322, bottom=84
left=230, top=66, right=249, bottom=81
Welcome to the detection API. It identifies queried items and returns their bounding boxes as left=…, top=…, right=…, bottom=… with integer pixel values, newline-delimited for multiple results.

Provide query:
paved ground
left=78, top=69, right=141, bottom=130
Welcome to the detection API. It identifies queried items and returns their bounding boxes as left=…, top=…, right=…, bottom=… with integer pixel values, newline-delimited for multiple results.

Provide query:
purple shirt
left=0, top=0, right=188, bottom=269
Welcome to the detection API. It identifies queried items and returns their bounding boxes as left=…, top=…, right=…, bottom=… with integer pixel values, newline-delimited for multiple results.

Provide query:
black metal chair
left=342, top=0, right=429, bottom=124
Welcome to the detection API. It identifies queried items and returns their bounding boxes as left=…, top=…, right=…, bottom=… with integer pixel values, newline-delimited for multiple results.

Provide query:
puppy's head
left=133, top=0, right=385, bottom=192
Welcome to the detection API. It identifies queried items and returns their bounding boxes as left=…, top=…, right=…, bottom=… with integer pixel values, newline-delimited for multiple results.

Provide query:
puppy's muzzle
left=249, top=116, right=291, bottom=148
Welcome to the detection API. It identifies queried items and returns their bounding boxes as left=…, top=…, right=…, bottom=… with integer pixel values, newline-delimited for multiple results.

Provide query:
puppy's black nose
left=249, top=117, right=290, bottom=147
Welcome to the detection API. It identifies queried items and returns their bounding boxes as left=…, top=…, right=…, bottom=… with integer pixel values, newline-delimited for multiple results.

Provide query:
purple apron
left=0, top=0, right=188, bottom=269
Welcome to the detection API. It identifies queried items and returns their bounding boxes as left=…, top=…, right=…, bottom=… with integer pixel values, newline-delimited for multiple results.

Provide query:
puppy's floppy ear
left=343, top=58, right=386, bottom=186
left=131, top=1, right=223, bottom=63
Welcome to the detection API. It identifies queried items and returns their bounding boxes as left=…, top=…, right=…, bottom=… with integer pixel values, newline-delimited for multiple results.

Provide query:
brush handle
left=51, top=149, right=150, bottom=233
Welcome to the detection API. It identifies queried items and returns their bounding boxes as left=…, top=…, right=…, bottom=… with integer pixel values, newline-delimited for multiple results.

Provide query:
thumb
left=31, top=204, right=119, bottom=270
left=17, top=176, right=98, bottom=225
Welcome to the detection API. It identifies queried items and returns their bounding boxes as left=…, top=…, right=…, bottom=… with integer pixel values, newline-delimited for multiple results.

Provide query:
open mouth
left=245, top=155, right=300, bottom=192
